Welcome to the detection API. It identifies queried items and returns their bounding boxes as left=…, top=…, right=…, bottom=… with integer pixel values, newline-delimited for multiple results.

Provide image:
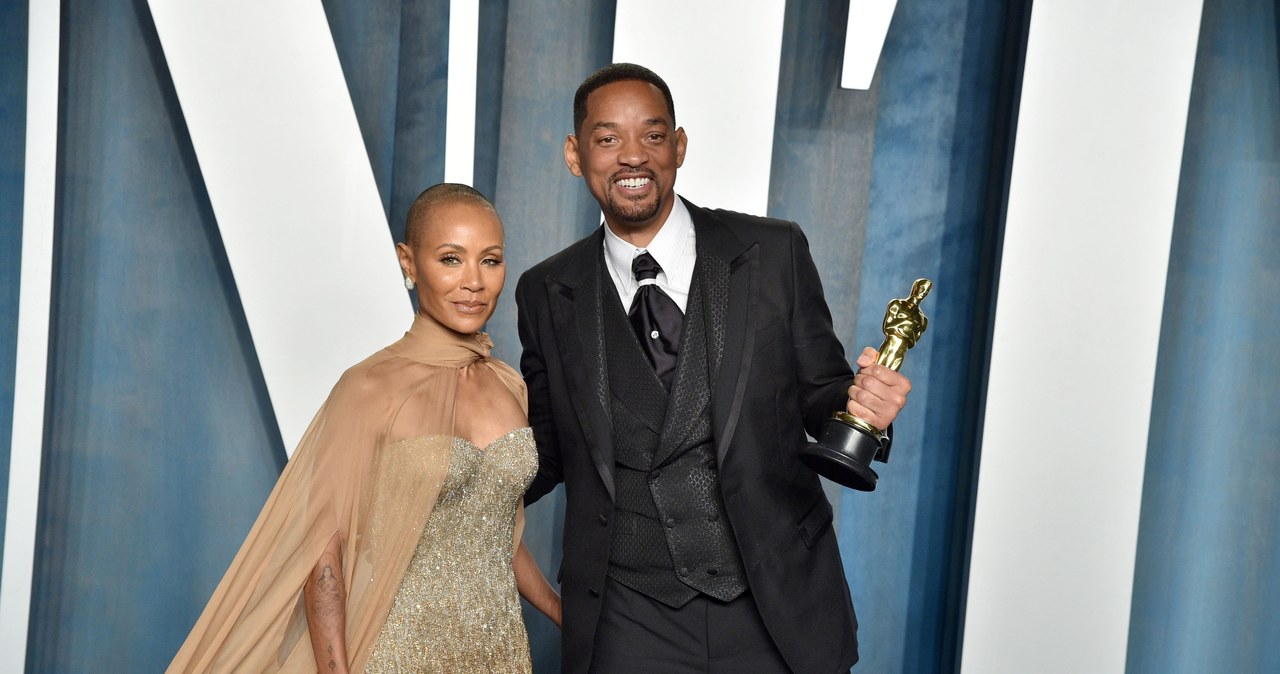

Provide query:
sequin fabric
left=365, top=427, right=537, bottom=673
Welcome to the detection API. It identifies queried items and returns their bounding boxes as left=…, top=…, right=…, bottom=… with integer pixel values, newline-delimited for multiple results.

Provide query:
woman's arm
left=514, top=540, right=562, bottom=627
left=304, top=532, right=350, bottom=673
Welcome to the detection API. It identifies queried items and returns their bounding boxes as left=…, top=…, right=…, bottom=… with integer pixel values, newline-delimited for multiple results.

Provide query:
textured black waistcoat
left=602, top=263, right=747, bottom=608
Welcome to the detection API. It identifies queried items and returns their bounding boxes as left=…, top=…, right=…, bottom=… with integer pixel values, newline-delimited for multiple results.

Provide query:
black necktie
left=628, top=252, right=683, bottom=390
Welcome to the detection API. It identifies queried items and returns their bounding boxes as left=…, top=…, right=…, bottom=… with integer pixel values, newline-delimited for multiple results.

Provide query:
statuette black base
left=800, top=416, right=882, bottom=492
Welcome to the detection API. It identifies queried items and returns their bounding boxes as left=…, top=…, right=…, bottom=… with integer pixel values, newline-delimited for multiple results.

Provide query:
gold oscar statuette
left=799, top=278, right=933, bottom=491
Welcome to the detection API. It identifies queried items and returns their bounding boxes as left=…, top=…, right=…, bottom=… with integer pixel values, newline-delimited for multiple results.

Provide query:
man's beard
left=605, top=182, right=663, bottom=224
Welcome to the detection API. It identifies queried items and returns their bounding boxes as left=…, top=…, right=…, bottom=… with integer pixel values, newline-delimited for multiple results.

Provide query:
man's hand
left=846, top=347, right=912, bottom=430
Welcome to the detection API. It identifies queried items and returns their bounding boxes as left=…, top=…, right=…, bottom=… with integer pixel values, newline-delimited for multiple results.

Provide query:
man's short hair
left=573, top=63, right=677, bottom=136
left=404, top=183, right=498, bottom=247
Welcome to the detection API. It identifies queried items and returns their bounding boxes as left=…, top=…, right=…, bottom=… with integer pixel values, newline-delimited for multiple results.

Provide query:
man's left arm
left=786, top=223, right=911, bottom=439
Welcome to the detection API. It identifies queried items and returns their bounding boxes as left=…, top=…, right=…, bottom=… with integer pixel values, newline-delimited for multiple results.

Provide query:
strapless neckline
left=454, top=426, right=533, bottom=453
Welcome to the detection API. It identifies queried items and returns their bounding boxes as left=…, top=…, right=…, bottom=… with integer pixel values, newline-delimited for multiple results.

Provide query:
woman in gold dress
left=168, top=184, right=560, bottom=673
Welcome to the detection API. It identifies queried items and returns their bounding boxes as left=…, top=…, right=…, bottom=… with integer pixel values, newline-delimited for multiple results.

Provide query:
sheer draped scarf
left=168, top=314, right=529, bottom=673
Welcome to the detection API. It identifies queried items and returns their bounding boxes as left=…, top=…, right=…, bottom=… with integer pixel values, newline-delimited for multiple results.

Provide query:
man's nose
left=618, top=139, right=647, bottom=166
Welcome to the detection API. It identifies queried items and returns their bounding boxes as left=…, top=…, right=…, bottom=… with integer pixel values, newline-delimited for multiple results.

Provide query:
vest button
left=598, top=514, right=609, bottom=526
left=649, top=469, right=662, bottom=480
left=664, top=517, right=676, bottom=529
left=678, top=567, right=689, bottom=578
left=706, top=512, right=719, bottom=522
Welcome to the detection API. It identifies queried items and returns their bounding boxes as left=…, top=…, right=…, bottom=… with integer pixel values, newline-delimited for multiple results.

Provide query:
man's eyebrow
left=590, top=119, right=670, bottom=132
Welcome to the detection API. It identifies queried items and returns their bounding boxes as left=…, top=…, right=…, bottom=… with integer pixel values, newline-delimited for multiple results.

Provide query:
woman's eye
left=482, top=257, right=504, bottom=267
left=439, top=255, right=460, bottom=265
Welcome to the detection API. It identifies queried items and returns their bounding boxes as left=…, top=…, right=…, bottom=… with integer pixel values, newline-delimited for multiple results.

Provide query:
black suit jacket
left=518, top=199, right=862, bottom=673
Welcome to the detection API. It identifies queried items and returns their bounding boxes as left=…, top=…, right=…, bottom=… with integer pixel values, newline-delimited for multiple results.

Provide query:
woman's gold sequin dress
left=366, top=427, right=538, bottom=673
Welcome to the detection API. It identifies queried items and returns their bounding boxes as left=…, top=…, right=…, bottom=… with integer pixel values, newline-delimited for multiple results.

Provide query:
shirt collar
left=602, top=196, right=693, bottom=281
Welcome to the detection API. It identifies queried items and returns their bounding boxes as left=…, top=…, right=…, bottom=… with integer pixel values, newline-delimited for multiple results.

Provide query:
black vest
left=602, top=262, right=747, bottom=608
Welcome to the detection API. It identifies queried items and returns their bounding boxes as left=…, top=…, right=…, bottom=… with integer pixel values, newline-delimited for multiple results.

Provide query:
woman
left=169, top=184, right=560, bottom=673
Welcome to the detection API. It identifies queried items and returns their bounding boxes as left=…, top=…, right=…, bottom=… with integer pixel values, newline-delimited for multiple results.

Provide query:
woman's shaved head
left=404, top=183, right=500, bottom=248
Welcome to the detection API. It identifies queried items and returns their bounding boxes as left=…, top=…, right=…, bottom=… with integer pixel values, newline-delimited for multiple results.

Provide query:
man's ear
left=675, top=127, right=688, bottom=169
left=564, top=134, right=583, bottom=177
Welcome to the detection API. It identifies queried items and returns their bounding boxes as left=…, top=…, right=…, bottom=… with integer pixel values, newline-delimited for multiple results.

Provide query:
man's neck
left=603, top=200, right=677, bottom=248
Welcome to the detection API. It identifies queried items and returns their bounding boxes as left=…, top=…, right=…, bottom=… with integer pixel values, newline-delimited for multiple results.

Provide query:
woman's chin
left=427, top=310, right=492, bottom=335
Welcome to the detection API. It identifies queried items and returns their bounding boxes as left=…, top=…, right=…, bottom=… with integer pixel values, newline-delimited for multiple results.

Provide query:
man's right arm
left=517, top=271, right=564, bottom=505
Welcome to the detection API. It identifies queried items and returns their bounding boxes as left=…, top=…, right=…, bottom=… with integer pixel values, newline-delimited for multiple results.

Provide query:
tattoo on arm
left=317, top=565, right=340, bottom=598
left=308, top=563, right=343, bottom=618
left=303, top=541, right=347, bottom=673
left=308, top=564, right=343, bottom=668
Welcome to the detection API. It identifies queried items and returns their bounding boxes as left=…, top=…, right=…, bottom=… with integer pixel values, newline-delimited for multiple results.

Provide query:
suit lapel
left=651, top=268, right=710, bottom=468
left=686, top=201, right=759, bottom=468
left=545, top=230, right=618, bottom=501
left=545, top=205, right=757, bottom=494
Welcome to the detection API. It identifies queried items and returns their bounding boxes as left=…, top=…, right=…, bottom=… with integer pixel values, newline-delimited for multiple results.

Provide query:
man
left=517, top=63, right=912, bottom=673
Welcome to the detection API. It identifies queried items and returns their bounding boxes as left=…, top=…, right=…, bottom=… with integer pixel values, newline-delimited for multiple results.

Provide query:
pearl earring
left=404, top=277, right=415, bottom=290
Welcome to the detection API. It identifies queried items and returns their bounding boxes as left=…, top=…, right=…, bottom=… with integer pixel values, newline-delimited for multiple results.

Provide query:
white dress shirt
left=602, top=196, right=697, bottom=313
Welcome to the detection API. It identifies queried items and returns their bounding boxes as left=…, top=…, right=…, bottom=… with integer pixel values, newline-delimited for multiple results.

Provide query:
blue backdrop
left=25, top=1, right=286, bottom=670
left=3, top=0, right=1278, bottom=672
left=1129, top=0, right=1280, bottom=671
left=0, top=0, right=31, bottom=584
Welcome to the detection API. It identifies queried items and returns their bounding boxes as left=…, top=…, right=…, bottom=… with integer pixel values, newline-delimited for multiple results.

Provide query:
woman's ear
left=396, top=242, right=415, bottom=282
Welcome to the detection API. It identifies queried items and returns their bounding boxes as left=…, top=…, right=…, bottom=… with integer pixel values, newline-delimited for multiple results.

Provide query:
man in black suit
left=517, top=63, right=912, bottom=673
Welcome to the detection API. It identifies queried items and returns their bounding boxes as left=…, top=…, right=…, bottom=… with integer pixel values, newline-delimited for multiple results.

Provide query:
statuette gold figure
left=799, top=278, right=933, bottom=491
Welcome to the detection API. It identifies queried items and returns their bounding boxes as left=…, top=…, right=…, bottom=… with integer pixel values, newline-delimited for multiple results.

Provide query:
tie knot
left=632, top=251, right=663, bottom=282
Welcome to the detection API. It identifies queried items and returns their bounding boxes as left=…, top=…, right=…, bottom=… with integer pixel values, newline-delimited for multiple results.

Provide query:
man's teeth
left=616, top=177, right=650, bottom=188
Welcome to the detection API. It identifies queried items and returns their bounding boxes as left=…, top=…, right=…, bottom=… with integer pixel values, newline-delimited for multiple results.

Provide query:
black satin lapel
left=652, top=271, right=709, bottom=467
left=699, top=246, right=730, bottom=389
left=710, top=245, right=758, bottom=467
left=548, top=257, right=617, bottom=501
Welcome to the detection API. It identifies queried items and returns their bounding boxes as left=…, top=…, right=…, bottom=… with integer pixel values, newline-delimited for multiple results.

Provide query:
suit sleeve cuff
left=874, top=423, right=893, bottom=463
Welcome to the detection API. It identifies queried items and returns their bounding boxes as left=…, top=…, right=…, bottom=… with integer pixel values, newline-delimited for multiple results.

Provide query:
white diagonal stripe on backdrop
left=146, top=0, right=409, bottom=455
left=0, top=1, right=61, bottom=668
left=963, top=1, right=1205, bottom=671
left=612, top=0, right=786, bottom=217
left=841, top=0, right=899, bottom=90
left=445, top=0, right=479, bottom=186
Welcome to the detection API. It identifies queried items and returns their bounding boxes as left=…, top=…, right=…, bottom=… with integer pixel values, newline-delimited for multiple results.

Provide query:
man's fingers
left=852, top=373, right=908, bottom=410
left=849, top=346, right=913, bottom=428
left=847, top=384, right=891, bottom=417
left=857, top=362, right=912, bottom=392
left=845, top=395, right=890, bottom=428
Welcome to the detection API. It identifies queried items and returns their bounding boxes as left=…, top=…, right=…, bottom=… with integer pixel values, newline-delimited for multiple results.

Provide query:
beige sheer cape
left=168, top=314, right=528, bottom=673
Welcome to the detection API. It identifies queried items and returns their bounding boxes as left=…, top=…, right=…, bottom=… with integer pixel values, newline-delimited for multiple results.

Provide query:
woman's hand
left=547, top=591, right=563, bottom=629
left=514, top=540, right=562, bottom=628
